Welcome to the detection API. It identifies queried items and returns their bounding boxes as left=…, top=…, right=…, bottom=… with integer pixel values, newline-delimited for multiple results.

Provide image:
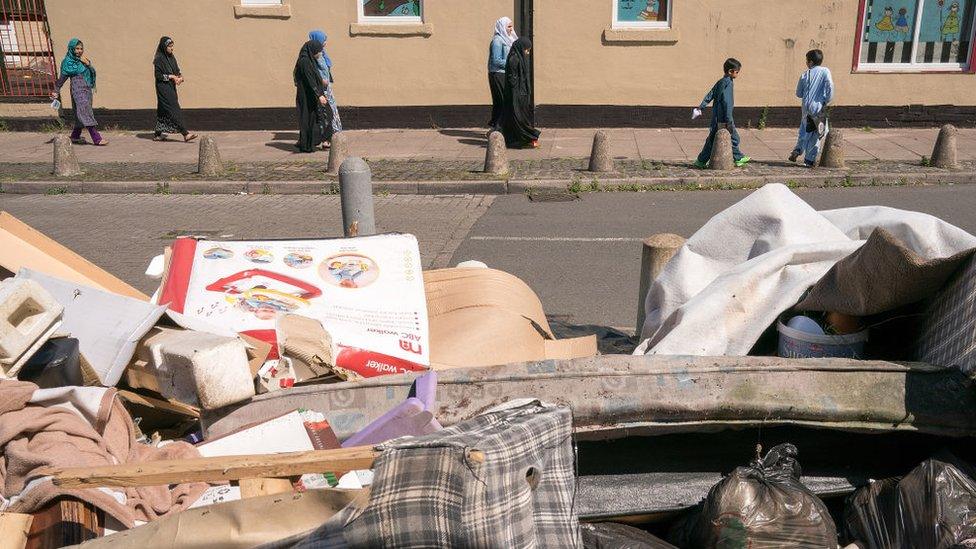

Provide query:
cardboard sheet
left=425, top=268, right=597, bottom=369
left=18, top=269, right=168, bottom=387
left=0, top=212, right=147, bottom=301
left=197, top=410, right=316, bottom=457
left=159, top=235, right=430, bottom=378
left=71, top=490, right=362, bottom=549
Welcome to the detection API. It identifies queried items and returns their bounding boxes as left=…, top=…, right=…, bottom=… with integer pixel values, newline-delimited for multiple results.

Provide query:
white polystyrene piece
left=0, top=278, right=64, bottom=377
left=147, top=328, right=255, bottom=410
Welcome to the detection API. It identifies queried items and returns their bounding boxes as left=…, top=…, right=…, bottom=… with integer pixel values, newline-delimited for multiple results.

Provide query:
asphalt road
left=453, top=184, right=976, bottom=330
left=3, top=184, right=975, bottom=332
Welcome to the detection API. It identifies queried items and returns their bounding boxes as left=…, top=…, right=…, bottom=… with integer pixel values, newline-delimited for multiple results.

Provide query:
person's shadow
left=265, top=131, right=303, bottom=153
left=265, top=142, right=302, bottom=153
left=439, top=129, right=487, bottom=147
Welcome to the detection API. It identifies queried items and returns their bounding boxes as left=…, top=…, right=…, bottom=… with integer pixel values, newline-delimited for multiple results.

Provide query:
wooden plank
left=239, top=477, right=295, bottom=499
left=50, top=446, right=379, bottom=489
left=116, top=389, right=200, bottom=418
left=0, top=513, right=32, bottom=549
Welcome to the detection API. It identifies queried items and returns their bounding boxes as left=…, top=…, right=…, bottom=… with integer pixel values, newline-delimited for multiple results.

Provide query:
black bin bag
left=844, top=454, right=976, bottom=549
left=669, top=443, right=838, bottom=548
left=582, top=522, right=678, bottom=549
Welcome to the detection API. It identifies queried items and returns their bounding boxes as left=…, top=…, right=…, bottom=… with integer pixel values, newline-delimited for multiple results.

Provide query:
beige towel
left=0, top=380, right=208, bottom=527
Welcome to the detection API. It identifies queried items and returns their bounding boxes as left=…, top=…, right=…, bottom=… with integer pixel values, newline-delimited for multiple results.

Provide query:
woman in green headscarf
left=51, top=38, right=106, bottom=145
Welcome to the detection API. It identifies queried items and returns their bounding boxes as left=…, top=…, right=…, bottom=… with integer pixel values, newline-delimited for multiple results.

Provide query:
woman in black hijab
left=501, top=37, right=540, bottom=149
left=294, top=40, right=328, bottom=153
left=153, top=37, right=196, bottom=142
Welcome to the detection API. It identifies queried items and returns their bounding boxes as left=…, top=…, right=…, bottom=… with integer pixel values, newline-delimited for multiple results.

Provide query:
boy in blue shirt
left=790, top=49, right=834, bottom=167
left=692, top=58, right=750, bottom=168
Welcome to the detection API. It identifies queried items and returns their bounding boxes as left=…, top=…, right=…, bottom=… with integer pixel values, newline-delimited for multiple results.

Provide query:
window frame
left=357, top=0, right=424, bottom=25
left=611, top=0, right=671, bottom=30
left=852, top=0, right=976, bottom=73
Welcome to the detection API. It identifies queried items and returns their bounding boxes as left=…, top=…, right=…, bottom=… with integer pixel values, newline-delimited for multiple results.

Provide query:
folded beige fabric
left=797, top=228, right=976, bottom=315
left=0, top=380, right=208, bottom=527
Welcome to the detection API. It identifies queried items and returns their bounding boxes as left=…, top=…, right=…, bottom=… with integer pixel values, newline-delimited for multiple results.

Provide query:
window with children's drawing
left=858, top=0, right=975, bottom=70
left=358, top=0, right=422, bottom=23
left=613, top=0, right=671, bottom=28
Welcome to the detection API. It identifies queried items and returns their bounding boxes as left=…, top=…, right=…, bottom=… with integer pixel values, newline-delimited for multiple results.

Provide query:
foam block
left=0, top=278, right=63, bottom=378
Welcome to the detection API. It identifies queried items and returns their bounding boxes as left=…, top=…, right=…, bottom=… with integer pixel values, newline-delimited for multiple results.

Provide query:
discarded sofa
left=203, top=355, right=976, bottom=441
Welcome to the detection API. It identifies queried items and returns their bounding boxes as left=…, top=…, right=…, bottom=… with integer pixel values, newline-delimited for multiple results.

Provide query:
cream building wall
left=44, top=0, right=975, bottom=114
left=46, top=0, right=511, bottom=110
left=535, top=0, right=975, bottom=107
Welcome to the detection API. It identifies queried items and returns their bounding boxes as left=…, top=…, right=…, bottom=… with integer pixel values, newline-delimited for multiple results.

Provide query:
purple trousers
left=70, top=126, right=103, bottom=144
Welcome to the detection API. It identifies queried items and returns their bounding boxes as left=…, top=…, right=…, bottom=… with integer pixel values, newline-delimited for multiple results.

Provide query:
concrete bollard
left=635, top=233, right=686, bottom=341
left=53, top=134, right=82, bottom=177
left=708, top=128, right=735, bottom=171
left=327, top=131, right=349, bottom=175
left=339, top=157, right=376, bottom=237
left=197, top=135, right=223, bottom=176
left=588, top=130, right=614, bottom=173
left=931, top=124, right=959, bottom=169
left=484, top=131, right=509, bottom=175
left=818, top=129, right=846, bottom=169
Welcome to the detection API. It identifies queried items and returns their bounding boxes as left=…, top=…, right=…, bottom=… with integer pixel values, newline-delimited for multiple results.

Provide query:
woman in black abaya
left=501, top=37, right=540, bottom=149
left=294, top=40, right=328, bottom=153
left=153, top=37, right=196, bottom=142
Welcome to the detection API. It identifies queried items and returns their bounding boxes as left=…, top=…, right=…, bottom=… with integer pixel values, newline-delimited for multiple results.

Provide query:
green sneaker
left=692, top=160, right=708, bottom=169
left=735, top=156, right=751, bottom=167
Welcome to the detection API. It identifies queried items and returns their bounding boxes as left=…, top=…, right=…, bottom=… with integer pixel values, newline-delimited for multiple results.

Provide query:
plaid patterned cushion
left=916, top=255, right=976, bottom=374
left=280, top=402, right=580, bottom=548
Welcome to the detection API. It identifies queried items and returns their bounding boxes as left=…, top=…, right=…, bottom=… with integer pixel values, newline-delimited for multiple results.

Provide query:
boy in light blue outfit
left=791, top=49, right=834, bottom=167
left=692, top=58, right=750, bottom=169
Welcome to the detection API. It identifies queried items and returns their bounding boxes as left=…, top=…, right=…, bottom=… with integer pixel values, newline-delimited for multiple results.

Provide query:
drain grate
left=160, top=229, right=223, bottom=239
left=527, top=190, right=581, bottom=203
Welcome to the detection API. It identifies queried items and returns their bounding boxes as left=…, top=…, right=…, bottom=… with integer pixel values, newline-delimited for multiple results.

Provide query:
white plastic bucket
left=776, top=317, right=868, bottom=359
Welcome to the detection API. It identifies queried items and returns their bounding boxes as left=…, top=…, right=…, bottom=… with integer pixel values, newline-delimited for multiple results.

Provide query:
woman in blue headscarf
left=51, top=38, right=106, bottom=145
left=308, top=30, right=342, bottom=149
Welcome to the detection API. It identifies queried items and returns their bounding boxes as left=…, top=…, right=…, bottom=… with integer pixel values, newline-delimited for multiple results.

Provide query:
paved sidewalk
left=2, top=127, right=974, bottom=164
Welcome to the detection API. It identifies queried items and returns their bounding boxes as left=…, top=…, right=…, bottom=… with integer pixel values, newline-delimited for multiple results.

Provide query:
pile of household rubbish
left=1, top=182, right=975, bottom=548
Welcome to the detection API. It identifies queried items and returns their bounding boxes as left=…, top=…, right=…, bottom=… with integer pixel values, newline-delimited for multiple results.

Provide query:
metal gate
left=0, top=0, right=56, bottom=99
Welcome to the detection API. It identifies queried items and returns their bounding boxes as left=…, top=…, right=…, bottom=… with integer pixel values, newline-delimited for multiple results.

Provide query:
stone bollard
left=338, top=157, right=376, bottom=237
left=53, top=134, right=82, bottom=177
left=588, top=130, right=614, bottom=173
left=484, top=131, right=509, bottom=175
left=708, top=128, right=735, bottom=171
left=197, top=135, right=223, bottom=176
left=818, top=129, right=846, bottom=169
left=327, top=131, right=349, bottom=175
left=635, top=233, right=686, bottom=341
left=931, top=124, right=959, bottom=169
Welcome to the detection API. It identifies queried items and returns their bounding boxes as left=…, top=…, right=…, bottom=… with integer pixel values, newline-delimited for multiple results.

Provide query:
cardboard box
left=0, top=213, right=147, bottom=301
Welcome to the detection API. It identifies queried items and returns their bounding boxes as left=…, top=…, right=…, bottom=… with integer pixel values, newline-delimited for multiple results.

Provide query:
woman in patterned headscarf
left=153, top=37, right=197, bottom=142
left=51, top=38, right=106, bottom=145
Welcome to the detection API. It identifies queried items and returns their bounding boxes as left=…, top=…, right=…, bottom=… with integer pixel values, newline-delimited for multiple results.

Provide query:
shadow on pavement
left=439, top=129, right=487, bottom=140
left=265, top=141, right=303, bottom=153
